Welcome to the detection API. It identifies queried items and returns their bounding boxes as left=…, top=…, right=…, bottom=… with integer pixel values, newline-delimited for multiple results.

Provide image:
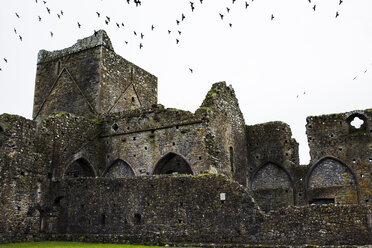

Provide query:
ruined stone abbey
left=0, top=30, right=371, bottom=246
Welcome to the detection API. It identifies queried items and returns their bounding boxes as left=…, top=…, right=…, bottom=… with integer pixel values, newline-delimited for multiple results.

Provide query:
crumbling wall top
left=37, top=30, right=113, bottom=64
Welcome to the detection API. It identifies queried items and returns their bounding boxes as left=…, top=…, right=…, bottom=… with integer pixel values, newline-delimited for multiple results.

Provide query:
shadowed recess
left=153, top=153, right=193, bottom=175
left=64, top=158, right=95, bottom=178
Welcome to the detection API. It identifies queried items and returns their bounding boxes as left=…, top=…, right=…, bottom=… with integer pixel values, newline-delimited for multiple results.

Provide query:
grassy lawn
left=0, top=242, right=192, bottom=248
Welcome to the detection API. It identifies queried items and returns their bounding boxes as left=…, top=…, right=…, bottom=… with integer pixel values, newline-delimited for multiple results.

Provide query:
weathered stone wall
left=200, top=82, right=248, bottom=186
left=306, top=108, right=371, bottom=206
left=45, top=175, right=264, bottom=245
left=100, top=105, right=211, bottom=177
left=33, top=30, right=157, bottom=123
left=0, top=114, right=47, bottom=243
left=246, top=121, right=303, bottom=211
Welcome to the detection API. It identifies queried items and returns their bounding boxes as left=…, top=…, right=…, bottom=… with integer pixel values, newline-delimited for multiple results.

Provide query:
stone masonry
left=0, top=30, right=371, bottom=246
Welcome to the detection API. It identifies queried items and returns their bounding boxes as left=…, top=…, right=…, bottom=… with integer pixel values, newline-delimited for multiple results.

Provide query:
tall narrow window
left=229, top=146, right=234, bottom=172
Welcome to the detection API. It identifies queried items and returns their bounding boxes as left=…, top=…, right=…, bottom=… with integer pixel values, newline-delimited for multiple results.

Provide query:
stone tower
left=33, top=30, right=157, bottom=123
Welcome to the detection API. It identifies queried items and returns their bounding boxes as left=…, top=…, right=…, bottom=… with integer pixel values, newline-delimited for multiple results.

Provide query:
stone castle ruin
left=0, top=30, right=371, bottom=246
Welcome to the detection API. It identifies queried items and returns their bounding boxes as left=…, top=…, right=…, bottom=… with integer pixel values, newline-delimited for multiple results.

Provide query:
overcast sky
left=0, top=0, right=371, bottom=163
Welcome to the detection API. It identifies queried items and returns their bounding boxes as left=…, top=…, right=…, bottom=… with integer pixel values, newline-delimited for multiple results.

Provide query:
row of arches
left=250, top=157, right=359, bottom=211
left=63, top=152, right=194, bottom=179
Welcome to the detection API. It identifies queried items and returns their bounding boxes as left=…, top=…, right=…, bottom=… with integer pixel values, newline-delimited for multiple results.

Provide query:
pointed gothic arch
left=64, top=158, right=95, bottom=179
left=103, top=159, right=135, bottom=178
left=306, top=157, right=359, bottom=205
left=153, top=152, right=193, bottom=175
left=250, top=162, right=294, bottom=211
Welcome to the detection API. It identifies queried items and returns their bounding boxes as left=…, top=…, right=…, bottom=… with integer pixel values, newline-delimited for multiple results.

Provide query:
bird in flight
left=245, top=2, right=249, bottom=8
left=19, top=35, right=22, bottom=41
left=105, top=20, right=109, bottom=25
left=60, top=10, right=63, bottom=15
left=141, top=33, right=144, bottom=39
left=106, top=16, right=110, bottom=22
left=227, top=7, right=230, bottom=13
left=134, top=31, right=137, bottom=36
left=219, top=13, right=224, bottom=20
left=151, top=25, right=155, bottom=30
left=15, top=12, right=20, bottom=18
left=4, top=58, right=8, bottom=63
left=339, top=0, right=343, bottom=5
left=176, top=39, right=179, bottom=44
left=200, top=0, right=203, bottom=3
left=313, top=5, right=316, bottom=11
left=116, top=23, right=120, bottom=28
left=43, top=0, right=46, bottom=4
left=96, top=12, right=100, bottom=17
left=57, top=13, right=60, bottom=19
left=121, top=23, right=125, bottom=27
left=14, top=28, right=17, bottom=34
left=38, top=16, right=41, bottom=21
left=190, top=2, right=195, bottom=11
left=139, top=43, right=143, bottom=49
left=271, top=14, right=274, bottom=20
left=176, top=20, right=180, bottom=25
left=168, top=30, right=171, bottom=34
left=182, top=14, right=185, bottom=21
left=232, top=0, right=236, bottom=3
left=178, top=30, right=181, bottom=35
left=77, top=22, right=81, bottom=28
left=229, top=23, right=232, bottom=27
left=46, top=7, right=50, bottom=14
left=335, top=11, right=339, bottom=18
left=50, top=31, right=53, bottom=37
left=125, top=41, right=128, bottom=44
left=189, top=68, right=193, bottom=73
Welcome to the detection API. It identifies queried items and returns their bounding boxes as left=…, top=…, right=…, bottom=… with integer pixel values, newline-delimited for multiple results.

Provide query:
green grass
left=0, top=242, right=191, bottom=248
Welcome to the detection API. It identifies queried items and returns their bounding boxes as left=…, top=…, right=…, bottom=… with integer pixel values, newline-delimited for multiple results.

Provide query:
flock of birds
left=0, top=0, right=370, bottom=82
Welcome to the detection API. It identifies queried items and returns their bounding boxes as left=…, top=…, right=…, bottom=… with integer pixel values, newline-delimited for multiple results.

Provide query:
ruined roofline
left=37, top=30, right=114, bottom=64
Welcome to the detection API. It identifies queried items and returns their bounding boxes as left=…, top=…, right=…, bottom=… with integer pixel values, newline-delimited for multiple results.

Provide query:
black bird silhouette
left=168, top=30, right=171, bottom=34
left=141, top=33, right=144, bottom=39
left=313, top=5, right=316, bottom=11
left=339, top=0, right=343, bottom=5
left=60, top=10, right=63, bottom=15
left=127, top=0, right=130, bottom=3
left=116, top=23, right=120, bottom=28
left=96, top=12, right=100, bottom=17
left=364, top=70, right=368, bottom=73
left=35, top=0, right=37, bottom=3
left=106, top=16, right=110, bottom=22
left=57, top=14, right=60, bottom=19
left=229, top=23, right=232, bottom=27
left=4, top=58, right=8, bottom=63
left=178, top=30, right=181, bottom=35
left=15, top=13, right=20, bottom=18
left=0, top=68, right=2, bottom=71
left=134, top=0, right=141, bottom=6
left=151, top=25, right=155, bottom=30
left=271, top=14, right=274, bottom=20
left=43, top=1, right=46, bottom=4
left=308, top=0, right=311, bottom=2
left=190, top=2, right=195, bottom=11
left=105, top=20, right=109, bottom=25
left=353, top=76, right=357, bottom=80
left=38, top=16, right=41, bottom=21
left=125, top=41, right=128, bottom=44
left=46, top=7, right=50, bottom=14
left=176, top=20, right=180, bottom=25
left=121, top=23, right=125, bottom=27
left=189, top=68, right=193, bottom=73
left=176, top=39, right=179, bottom=44
left=134, top=31, right=137, bottom=36
left=139, top=43, right=143, bottom=49
left=77, top=22, right=81, bottom=28
left=245, top=2, right=249, bottom=8
left=200, top=0, right=203, bottom=3
left=14, top=28, right=17, bottom=34
left=19, top=35, right=22, bottom=41
left=50, top=31, right=53, bottom=37
left=232, top=0, right=236, bottom=3
left=227, top=7, right=230, bottom=13
left=335, top=11, right=339, bottom=18
left=219, top=13, right=224, bottom=20
left=182, top=14, right=185, bottom=21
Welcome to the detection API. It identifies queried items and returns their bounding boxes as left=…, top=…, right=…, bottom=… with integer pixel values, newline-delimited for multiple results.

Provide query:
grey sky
left=0, top=0, right=371, bottom=163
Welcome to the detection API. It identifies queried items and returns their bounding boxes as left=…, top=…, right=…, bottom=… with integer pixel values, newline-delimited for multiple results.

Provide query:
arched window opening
left=307, top=157, right=358, bottom=205
left=105, top=159, right=135, bottom=178
left=251, top=162, right=294, bottom=211
left=346, top=113, right=367, bottom=134
left=64, top=158, right=95, bottom=178
left=153, top=153, right=193, bottom=175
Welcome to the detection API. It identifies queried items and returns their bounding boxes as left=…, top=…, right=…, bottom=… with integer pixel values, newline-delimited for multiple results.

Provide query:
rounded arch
left=103, top=159, right=135, bottom=178
left=306, top=156, right=359, bottom=205
left=63, top=158, right=95, bottom=179
left=153, top=152, right=193, bottom=175
left=250, top=162, right=294, bottom=211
